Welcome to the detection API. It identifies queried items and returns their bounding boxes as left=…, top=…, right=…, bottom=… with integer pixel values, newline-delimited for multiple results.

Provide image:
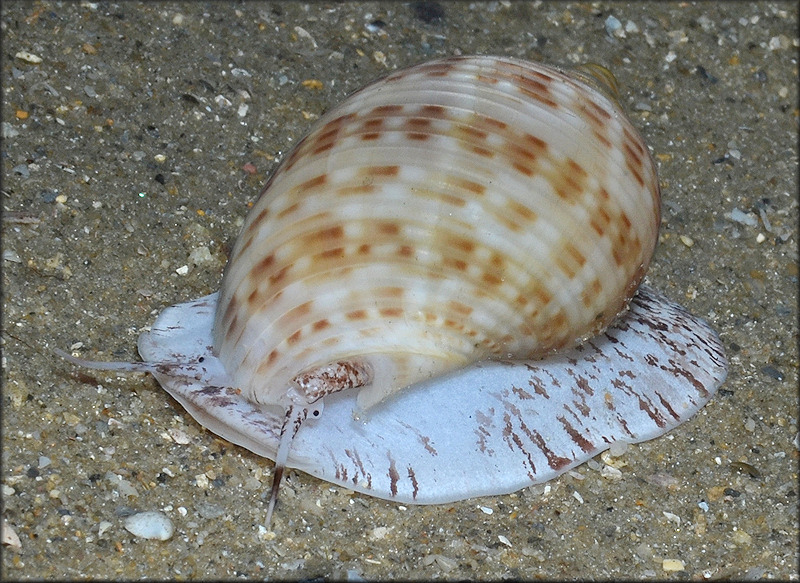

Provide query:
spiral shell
left=215, top=55, right=660, bottom=412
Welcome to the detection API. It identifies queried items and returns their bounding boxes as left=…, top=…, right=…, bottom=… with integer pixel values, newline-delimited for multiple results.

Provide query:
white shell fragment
left=15, top=50, right=43, bottom=64
left=123, top=511, right=175, bottom=541
left=2, top=520, right=22, bottom=550
left=132, top=285, right=726, bottom=505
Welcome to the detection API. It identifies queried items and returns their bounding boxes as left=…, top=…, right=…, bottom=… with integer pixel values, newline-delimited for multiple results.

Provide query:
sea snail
left=61, top=55, right=728, bottom=526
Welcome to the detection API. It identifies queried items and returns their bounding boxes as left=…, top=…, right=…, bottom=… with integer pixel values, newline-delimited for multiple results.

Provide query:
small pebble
left=294, top=25, right=317, bottom=48
left=196, top=502, right=225, bottom=519
left=601, top=449, right=629, bottom=469
left=567, top=469, right=585, bottom=480
left=346, top=568, right=367, bottom=581
left=15, top=50, right=42, bottom=64
left=370, top=526, right=388, bottom=540
left=662, top=511, right=681, bottom=526
left=624, top=20, right=639, bottom=34
left=732, top=529, right=752, bottom=545
left=423, top=554, right=457, bottom=572
left=243, top=476, right=262, bottom=490
left=12, top=164, right=30, bottom=178
left=662, top=558, right=685, bottom=572
left=2, top=122, right=20, bottom=139
left=194, top=473, right=209, bottom=489
left=167, top=428, right=191, bottom=444
left=2, top=520, right=22, bottom=549
left=600, top=465, right=623, bottom=480
left=124, top=511, right=174, bottom=540
left=189, top=246, right=213, bottom=265
left=768, top=35, right=790, bottom=51
left=3, top=250, right=22, bottom=264
left=107, top=472, right=139, bottom=498
left=725, top=208, right=758, bottom=227
left=757, top=208, right=772, bottom=233
left=301, top=79, right=323, bottom=90
left=608, top=441, right=629, bottom=457
left=280, top=559, right=306, bottom=571
left=604, top=15, right=622, bottom=37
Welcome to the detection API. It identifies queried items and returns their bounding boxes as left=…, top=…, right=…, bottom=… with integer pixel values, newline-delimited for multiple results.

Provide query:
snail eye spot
left=198, top=357, right=205, bottom=363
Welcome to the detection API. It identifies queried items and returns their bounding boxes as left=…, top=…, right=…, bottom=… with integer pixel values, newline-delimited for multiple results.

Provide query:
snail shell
left=60, top=56, right=727, bottom=526
left=216, top=55, right=660, bottom=413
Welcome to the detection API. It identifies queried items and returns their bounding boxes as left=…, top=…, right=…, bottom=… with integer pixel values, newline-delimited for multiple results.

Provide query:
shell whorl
left=213, top=55, right=661, bottom=410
